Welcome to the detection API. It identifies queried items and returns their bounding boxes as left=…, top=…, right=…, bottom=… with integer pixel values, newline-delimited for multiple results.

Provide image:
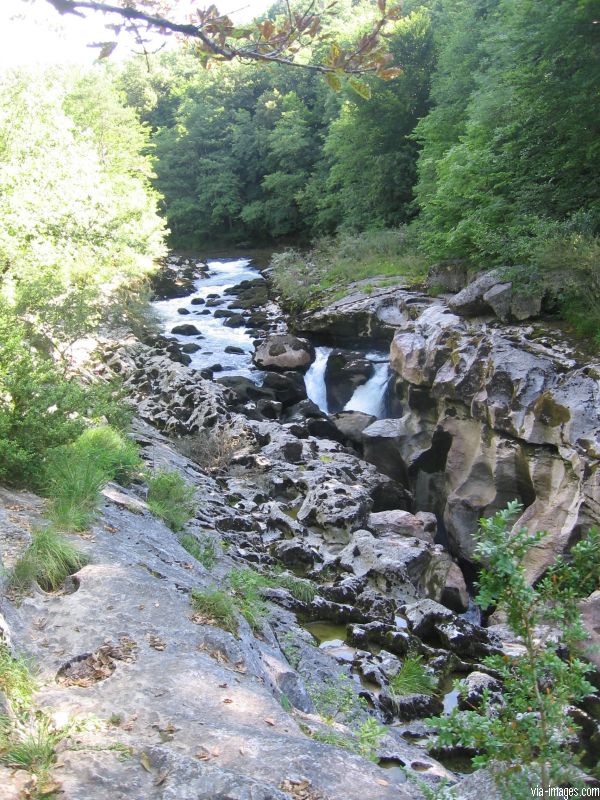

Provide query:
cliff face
left=300, top=285, right=600, bottom=581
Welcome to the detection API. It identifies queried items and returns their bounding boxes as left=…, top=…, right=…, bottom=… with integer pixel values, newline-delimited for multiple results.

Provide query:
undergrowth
left=271, top=228, right=427, bottom=313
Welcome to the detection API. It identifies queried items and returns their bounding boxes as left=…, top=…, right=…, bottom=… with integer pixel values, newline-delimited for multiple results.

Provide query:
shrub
left=389, top=655, right=436, bottom=697
left=190, top=588, right=237, bottom=633
left=146, top=469, right=197, bottom=531
left=176, top=426, right=249, bottom=473
left=431, top=501, right=598, bottom=795
left=0, top=310, right=134, bottom=488
left=10, top=527, right=88, bottom=593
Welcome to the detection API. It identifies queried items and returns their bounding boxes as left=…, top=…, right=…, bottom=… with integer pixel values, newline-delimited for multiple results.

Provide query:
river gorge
left=2, top=252, right=599, bottom=800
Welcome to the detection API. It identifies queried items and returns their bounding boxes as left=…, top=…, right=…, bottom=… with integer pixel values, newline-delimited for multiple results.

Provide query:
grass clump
left=147, top=469, right=197, bottom=532
left=0, top=644, right=34, bottom=714
left=45, top=456, right=107, bottom=531
left=180, top=533, right=217, bottom=569
left=44, top=425, right=140, bottom=531
left=191, top=588, right=237, bottom=633
left=191, top=567, right=317, bottom=636
left=308, top=674, right=367, bottom=725
left=389, top=655, right=436, bottom=697
left=69, top=425, right=141, bottom=485
left=10, top=527, right=88, bottom=593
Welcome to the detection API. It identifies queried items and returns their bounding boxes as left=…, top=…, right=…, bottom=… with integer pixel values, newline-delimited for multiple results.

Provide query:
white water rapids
left=305, top=346, right=390, bottom=418
left=154, top=258, right=390, bottom=417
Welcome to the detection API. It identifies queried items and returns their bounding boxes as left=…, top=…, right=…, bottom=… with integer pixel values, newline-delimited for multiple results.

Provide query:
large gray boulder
left=449, top=269, right=543, bottom=321
left=252, top=334, right=315, bottom=372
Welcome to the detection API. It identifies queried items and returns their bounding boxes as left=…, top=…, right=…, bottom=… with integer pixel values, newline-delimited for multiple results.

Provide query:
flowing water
left=154, top=257, right=263, bottom=380
left=305, top=345, right=390, bottom=418
left=155, top=259, right=392, bottom=418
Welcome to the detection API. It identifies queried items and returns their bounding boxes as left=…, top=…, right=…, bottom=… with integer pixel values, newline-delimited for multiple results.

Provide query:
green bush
left=0, top=311, right=134, bottom=489
left=147, top=470, right=197, bottom=532
left=10, top=527, right=88, bottom=593
left=431, top=501, right=597, bottom=794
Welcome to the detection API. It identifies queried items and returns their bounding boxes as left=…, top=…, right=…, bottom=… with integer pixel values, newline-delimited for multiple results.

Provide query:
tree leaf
left=348, top=77, right=372, bottom=100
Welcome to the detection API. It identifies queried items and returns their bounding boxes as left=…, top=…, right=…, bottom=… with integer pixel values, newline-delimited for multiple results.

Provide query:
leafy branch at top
left=44, top=0, right=403, bottom=95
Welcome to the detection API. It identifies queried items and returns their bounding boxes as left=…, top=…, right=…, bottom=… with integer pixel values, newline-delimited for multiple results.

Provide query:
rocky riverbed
left=1, top=253, right=599, bottom=799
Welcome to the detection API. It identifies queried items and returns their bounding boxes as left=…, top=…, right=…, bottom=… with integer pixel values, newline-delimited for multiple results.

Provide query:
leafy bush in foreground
left=431, top=501, right=598, bottom=795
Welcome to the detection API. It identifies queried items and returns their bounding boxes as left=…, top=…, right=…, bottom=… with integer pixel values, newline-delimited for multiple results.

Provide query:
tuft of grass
left=229, top=568, right=268, bottom=632
left=190, top=588, right=237, bottom=633
left=180, top=533, right=217, bottom=569
left=69, top=426, right=141, bottom=485
left=276, top=573, right=316, bottom=603
left=0, top=645, right=34, bottom=714
left=3, top=716, right=60, bottom=776
left=308, top=674, right=367, bottom=725
left=389, top=655, right=436, bottom=697
left=147, top=469, right=197, bottom=532
left=43, top=425, right=140, bottom=531
left=10, top=527, right=88, bottom=593
left=45, top=456, right=107, bottom=531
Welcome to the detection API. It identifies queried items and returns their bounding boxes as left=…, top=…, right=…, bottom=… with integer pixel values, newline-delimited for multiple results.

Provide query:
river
left=154, top=256, right=390, bottom=418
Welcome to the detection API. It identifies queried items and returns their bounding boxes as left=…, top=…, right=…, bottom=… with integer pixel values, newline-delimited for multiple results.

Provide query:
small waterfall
left=344, top=359, right=390, bottom=417
left=305, top=346, right=333, bottom=413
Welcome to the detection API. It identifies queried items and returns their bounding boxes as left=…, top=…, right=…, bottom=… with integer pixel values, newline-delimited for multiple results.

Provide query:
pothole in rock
left=56, top=636, right=137, bottom=687
left=61, top=575, right=81, bottom=595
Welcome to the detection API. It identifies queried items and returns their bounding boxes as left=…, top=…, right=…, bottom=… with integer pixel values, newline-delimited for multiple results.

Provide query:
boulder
left=458, top=671, right=503, bottom=711
left=449, top=269, right=543, bottom=321
left=181, top=342, right=201, bottom=353
left=361, top=419, right=410, bottom=485
left=223, top=313, right=246, bottom=328
left=331, top=411, right=377, bottom=446
left=448, top=270, right=505, bottom=317
left=297, top=479, right=372, bottom=543
left=253, top=334, right=315, bottom=372
left=368, top=510, right=434, bottom=544
left=426, top=261, right=469, bottom=294
left=261, top=371, right=307, bottom=407
left=338, top=529, right=432, bottom=599
left=171, top=323, right=201, bottom=336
